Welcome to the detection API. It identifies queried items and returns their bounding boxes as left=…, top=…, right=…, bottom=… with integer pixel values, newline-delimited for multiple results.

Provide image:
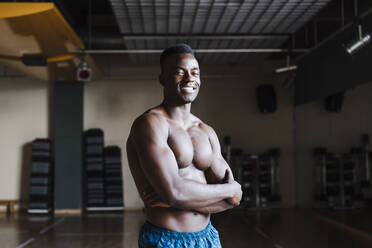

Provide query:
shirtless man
left=126, top=44, right=242, bottom=247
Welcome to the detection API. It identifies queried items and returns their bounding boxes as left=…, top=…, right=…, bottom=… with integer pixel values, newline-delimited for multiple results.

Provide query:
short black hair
left=160, top=44, right=194, bottom=70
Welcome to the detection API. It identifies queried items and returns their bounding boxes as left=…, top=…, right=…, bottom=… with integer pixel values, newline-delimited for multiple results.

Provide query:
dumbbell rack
left=28, top=138, right=53, bottom=214
left=351, top=134, right=372, bottom=203
left=359, top=134, right=372, bottom=188
left=314, top=150, right=362, bottom=209
left=240, top=154, right=257, bottom=207
left=238, top=149, right=281, bottom=210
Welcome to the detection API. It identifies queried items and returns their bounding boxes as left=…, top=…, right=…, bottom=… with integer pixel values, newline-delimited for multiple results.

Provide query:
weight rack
left=103, top=146, right=124, bottom=211
left=230, top=148, right=281, bottom=210
left=28, top=138, right=53, bottom=214
left=313, top=148, right=363, bottom=209
left=83, top=129, right=124, bottom=212
left=83, top=129, right=106, bottom=211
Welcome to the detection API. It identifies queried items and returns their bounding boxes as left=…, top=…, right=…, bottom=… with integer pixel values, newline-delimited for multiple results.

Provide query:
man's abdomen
left=145, top=206, right=210, bottom=232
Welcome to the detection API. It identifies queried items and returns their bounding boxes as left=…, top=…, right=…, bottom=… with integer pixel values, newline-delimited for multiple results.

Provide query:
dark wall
left=295, top=12, right=372, bottom=106
left=53, top=82, right=83, bottom=209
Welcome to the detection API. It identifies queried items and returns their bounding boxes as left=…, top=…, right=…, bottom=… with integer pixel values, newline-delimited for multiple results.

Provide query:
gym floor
left=2, top=208, right=372, bottom=248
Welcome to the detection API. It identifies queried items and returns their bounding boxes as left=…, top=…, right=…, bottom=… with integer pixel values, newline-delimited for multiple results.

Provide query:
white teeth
left=182, top=87, right=194, bottom=93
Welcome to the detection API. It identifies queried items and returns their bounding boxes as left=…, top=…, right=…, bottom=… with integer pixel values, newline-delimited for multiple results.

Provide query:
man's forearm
left=169, top=179, right=237, bottom=210
left=194, top=200, right=234, bottom=214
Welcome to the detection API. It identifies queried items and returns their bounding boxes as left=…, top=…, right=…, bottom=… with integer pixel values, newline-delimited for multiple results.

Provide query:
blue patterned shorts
left=138, top=221, right=222, bottom=248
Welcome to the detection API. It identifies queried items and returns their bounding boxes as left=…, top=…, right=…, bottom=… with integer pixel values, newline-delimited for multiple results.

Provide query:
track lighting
left=345, top=24, right=371, bottom=55
left=275, top=65, right=297, bottom=73
left=275, top=55, right=297, bottom=89
left=275, top=55, right=297, bottom=74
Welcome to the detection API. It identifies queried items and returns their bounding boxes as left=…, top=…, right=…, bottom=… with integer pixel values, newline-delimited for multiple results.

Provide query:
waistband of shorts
left=143, top=221, right=214, bottom=238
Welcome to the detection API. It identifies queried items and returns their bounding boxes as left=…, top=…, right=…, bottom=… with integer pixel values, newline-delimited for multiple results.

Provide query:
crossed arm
left=130, top=114, right=242, bottom=213
left=194, top=124, right=240, bottom=213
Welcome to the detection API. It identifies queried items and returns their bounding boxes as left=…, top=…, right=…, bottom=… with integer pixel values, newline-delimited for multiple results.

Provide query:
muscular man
left=127, top=44, right=242, bottom=247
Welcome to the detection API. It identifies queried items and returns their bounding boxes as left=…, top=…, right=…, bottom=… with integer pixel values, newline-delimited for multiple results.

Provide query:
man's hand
left=223, top=168, right=234, bottom=183
left=224, top=169, right=242, bottom=206
left=193, top=169, right=241, bottom=214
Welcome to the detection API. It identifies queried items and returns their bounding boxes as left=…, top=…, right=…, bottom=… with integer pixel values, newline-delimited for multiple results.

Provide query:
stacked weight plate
left=84, top=129, right=105, bottom=211
left=241, top=154, right=256, bottom=206
left=258, top=154, right=271, bottom=208
left=28, top=139, right=53, bottom=214
left=104, top=146, right=124, bottom=210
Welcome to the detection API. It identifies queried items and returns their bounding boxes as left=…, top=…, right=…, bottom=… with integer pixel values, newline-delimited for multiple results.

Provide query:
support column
left=53, top=81, right=83, bottom=209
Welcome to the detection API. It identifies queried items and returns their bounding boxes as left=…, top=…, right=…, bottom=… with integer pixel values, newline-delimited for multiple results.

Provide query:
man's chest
left=167, top=124, right=213, bottom=171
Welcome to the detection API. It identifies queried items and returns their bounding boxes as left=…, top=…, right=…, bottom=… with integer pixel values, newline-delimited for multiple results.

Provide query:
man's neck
left=162, top=100, right=192, bottom=125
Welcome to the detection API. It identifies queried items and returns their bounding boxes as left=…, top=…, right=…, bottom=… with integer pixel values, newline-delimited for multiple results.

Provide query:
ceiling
left=108, top=0, right=329, bottom=64
left=2, top=0, right=372, bottom=66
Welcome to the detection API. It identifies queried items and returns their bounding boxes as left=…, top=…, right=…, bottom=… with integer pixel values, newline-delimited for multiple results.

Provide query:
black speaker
left=256, top=84, right=277, bottom=113
left=324, top=91, right=344, bottom=112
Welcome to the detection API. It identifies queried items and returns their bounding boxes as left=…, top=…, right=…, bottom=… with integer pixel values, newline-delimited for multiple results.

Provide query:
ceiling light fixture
left=345, top=0, right=371, bottom=55
left=345, top=24, right=371, bottom=55
left=275, top=55, right=297, bottom=74
left=275, top=55, right=297, bottom=89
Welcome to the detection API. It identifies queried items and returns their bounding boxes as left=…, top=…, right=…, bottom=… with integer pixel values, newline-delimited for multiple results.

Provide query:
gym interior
left=1, top=0, right=372, bottom=247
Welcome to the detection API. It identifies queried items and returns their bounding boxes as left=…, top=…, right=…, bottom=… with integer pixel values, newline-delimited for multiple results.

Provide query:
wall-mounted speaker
left=324, top=91, right=344, bottom=112
left=256, top=84, right=277, bottom=113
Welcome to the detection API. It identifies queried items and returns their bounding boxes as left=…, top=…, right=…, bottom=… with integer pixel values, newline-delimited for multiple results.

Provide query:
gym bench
left=0, top=200, right=18, bottom=215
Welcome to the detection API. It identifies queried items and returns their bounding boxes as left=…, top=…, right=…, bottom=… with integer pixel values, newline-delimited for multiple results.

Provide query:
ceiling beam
left=121, top=33, right=291, bottom=40
left=76, top=48, right=309, bottom=54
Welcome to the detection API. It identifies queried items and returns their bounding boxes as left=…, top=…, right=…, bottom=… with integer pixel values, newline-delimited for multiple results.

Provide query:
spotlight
left=275, top=55, right=297, bottom=89
left=345, top=24, right=371, bottom=55
left=346, top=34, right=371, bottom=55
left=77, top=59, right=92, bottom=81
left=275, top=65, right=297, bottom=74
left=275, top=55, right=297, bottom=74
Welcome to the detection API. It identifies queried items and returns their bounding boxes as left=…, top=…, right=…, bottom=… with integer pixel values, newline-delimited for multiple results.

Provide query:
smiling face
left=159, top=53, right=201, bottom=105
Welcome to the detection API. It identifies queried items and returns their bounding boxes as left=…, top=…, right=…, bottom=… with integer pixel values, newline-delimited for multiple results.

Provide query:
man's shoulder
left=127, top=109, right=169, bottom=148
left=132, top=108, right=169, bottom=132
